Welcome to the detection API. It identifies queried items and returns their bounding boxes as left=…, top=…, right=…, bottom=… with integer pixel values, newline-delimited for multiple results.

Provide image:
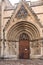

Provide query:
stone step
left=0, top=59, right=43, bottom=65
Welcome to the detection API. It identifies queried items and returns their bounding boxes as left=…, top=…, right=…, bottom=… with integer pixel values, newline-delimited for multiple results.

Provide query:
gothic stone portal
left=19, top=33, right=30, bottom=59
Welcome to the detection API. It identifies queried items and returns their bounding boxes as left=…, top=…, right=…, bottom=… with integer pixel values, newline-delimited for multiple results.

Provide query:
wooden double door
left=19, top=40, right=30, bottom=59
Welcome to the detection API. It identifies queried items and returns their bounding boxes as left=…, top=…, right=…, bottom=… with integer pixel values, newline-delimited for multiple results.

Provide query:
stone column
left=0, top=4, right=1, bottom=57
left=1, top=0, right=5, bottom=57
left=15, top=41, right=19, bottom=59
left=16, top=42, right=19, bottom=59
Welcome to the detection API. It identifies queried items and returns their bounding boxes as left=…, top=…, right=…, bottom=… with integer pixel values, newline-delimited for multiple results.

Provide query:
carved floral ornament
left=15, top=5, right=29, bottom=19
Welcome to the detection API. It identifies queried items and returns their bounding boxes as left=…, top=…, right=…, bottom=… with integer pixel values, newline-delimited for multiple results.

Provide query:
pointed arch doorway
left=19, top=33, right=30, bottom=59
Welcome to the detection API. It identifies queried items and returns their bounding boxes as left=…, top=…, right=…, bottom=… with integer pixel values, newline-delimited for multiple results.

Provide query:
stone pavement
left=0, top=59, right=43, bottom=65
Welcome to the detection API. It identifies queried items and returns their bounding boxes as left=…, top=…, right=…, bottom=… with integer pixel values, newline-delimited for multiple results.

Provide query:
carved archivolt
left=6, top=21, right=41, bottom=55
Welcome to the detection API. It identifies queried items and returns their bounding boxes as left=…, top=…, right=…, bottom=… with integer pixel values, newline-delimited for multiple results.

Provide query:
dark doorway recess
left=19, top=33, right=30, bottom=59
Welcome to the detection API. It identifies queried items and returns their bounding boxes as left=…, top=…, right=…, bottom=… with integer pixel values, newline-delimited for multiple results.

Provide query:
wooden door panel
left=24, top=50, right=29, bottom=59
left=19, top=40, right=30, bottom=59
